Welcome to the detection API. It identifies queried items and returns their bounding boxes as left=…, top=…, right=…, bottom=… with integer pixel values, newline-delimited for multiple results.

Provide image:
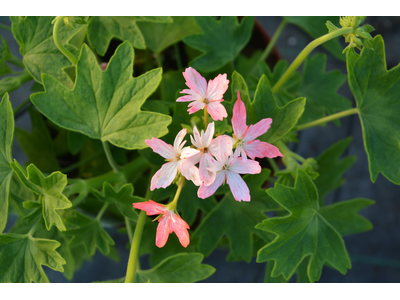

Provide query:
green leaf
left=0, top=233, right=66, bottom=283
left=283, top=16, right=345, bottom=61
left=135, top=253, right=215, bottom=283
left=0, top=36, right=12, bottom=77
left=319, top=198, right=374, bottom=236
left=87, top=16, right=172, bottom=55
left=65, top=211, right=115, bottom=256
left=91, top=182, right=142, bottom=222
left=15, top=107, right=60, bottom=173
left=231, top=71, right=305, bottom=143
left=10, top=16, right=87, bottom=88
left=314, top=137, right=356, bottom=201
left=139, top=16, right=201, bottom=54
left=10, top=160, right=72, bottom=231
left=0, top=93, right=14, bottom=233
left=256, top=169, right=352, bottom=282
left=347, top=35, right=400, bottom=184
left=183, top=16, right=254, bottom=72
left=297, top=53, right=351, bottom=124
left=275, top=157, right=319, bottom=187
left=193, top=169, right=280, bottom=262
left=30, top=42, right=172, bottom=150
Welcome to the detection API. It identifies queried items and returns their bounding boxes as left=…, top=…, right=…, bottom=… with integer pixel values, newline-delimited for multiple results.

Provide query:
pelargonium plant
left=0, top=16, right=397, bottom=283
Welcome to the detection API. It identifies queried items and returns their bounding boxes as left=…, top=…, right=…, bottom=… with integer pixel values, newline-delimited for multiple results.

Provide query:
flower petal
left=132, top=200, right=166, bottom=216
left=198, top=171, right=226, bottom=199
left=170, top=213, right=190, bottom=248
left=232, top=91, right=248, bottom=139
left=208, top=135, right=233, bottom=158
left=199, top=153, right=216, bottom=186
left=181, top=151, right=202, bottom=173
left=226, top=172, right=250, bottom=202
left=173, top=128, right=187, bottom=154
left=176, top=89, right=203, bottom=102
left=243, top=140, right=283, bottom=160
left=202, top=122, right=215, bottom=147
left=188, top=100, right=205, bottom=115
left=206, top=73, right=229, bottom=101
left=244, top=118, right=273, bottom=142
left=206, top=101, right=227, bottom=121
left=151, top=161, right=179, bottom=190
left=181, top=164, right=202, bottom=186
left=180, top=146, right=200, bottom=159
left=182, top=67, right=207, bottom=98
left=156, top=216, right=171, bottom=248
left=230, top=157, right=261, bottom=174
left=145, top=138, right=176, bottom=160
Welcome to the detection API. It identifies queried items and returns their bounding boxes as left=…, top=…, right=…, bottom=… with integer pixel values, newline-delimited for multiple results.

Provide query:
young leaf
left=15, top=107, right=60, bottom=173
left=256, top=169, right=352, bottom=283
left=31, top=42, right=172, bottom=150
left=0, top=93, right=14, bottom=233
left=314, top=137, right=356, bottom=201
left=87, top=16, right=172, bottom=55
left=231, top=71, right=305, bottom=144
left=347, top=35, right=400, bottom=184
left=139, top=16, right=201, bottom=54
left=10, top=160, right=72, bottom=231
left=10, top=16, right=87, bottom=88
left=297, top=53, right=351, bottom=124
left=65, top=211, right=115, bottom=256
left=90, top=182, right=142, bottom=222
left=135, top=253, right=215, bottom=283
left=183, top=16, right=254, bottom=72
left=193, top=169, right=280, bottom=262
left=0, top=233, right=66, bottom=283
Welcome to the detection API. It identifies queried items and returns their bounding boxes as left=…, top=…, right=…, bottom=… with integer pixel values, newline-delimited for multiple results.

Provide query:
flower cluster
left=133, top=67, right=283, bottom=248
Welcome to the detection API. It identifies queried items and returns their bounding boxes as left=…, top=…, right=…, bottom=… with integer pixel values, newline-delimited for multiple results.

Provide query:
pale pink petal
left=182, top=67, right=207, bottom=98
left=132, top=200, right=166, bottom=216
left=156, top=216, right=171, bottom=248
left=181, top=151, right=202, bottom=173
left=198, top=171, right=226, bottom=199
left=230, top=157, right=261, bottom=174
left=176, top=89, right=203, bottom=102
left=216, top=138, right=232, bottom=164
left=232, top=91, right=248, bottom=139
left=190, top=126, right=203, bottom=149
left=226, top=172, right=250, bottom=202
left=243, top=140, right=283, bottom=160
left=180, top=146, right=200, bottom=159
left=202, top=122, right=215, bottom=147
left=173, top=128, right=187, bottom=153
left=170, top=214, right=190, bottom=248
left=199, top=153, right=216, bottom=186
left=151, top=161, right=179, bottom=190
left=208, top=135, right=233, bottom=157
left=188, top=101, right=205, bottom=115
left=145, top=138, right=176, bottom=160
left=181, top=164, right=202, bottom=186
left=206, top=73, right=229, bottom=101
left=206, top=155, right=224, bottom=173
left=244, top=118, right=272, bottom=142
left=206, top=101, right=227, bottom=121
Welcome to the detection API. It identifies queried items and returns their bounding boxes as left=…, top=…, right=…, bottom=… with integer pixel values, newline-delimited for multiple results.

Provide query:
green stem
left=125, top=216, right=133, bottom=244
left=1, top=70, right=32, bottom=96
left=28, top=220, right=41, bottom=237
left=249, top=19, right=287, bottom=76
left=124, top=168, right=155, bottom=283
left=275, top=140, right=305, bottom=164
left=296, top=108, right=359, bottom=131
left=9, top=55, right=25, bottom=69
left=102, top=141, right=121, bottom=173
left=53, top=16, right=78, bottom=65
left=0, top=23, right=11, bottom=31
left=272, top=27, right=355, bottom=94
left=173, top=44, right=182, bottom=70
left=204, top=106, right=209, bottom=128
left=96, top=203, right=109, bottom=220
left=267, top=157, right=279, bottom=173
left=167, top=176, right=185, bottom=211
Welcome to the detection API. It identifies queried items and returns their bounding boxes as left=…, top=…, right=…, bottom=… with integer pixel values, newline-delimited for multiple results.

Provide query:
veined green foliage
left=0, top=233, right=66, bottom=283
left=347, top=35, right=400, bottom=184
left=10, top=16, right=87, bottom=88
left=87, top=16, right=172, bottom=56
left=10, top=160, right=72, bottom=231
left=30, top=42, right=172, bottom=150
left=231, top=71, right=305, bottom=144
left=0, top=93, right=14, bottom=233
left=183, top=16, right=254, bottom=72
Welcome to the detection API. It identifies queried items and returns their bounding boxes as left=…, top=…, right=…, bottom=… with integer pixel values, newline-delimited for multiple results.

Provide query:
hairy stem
left=272, top=27, right=355, bottom=94
left=53, top=16, right=78, bottom=65
left=296, top=108, right=359, bottom=131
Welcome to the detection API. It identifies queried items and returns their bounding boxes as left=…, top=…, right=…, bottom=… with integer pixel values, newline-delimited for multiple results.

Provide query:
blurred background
left=1, top=16, right=399, bottom=283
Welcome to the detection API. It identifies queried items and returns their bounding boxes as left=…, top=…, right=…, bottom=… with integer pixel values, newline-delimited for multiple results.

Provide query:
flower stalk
left=53, top=16, right=78, bottom=65
left=295, top=108, right=359, bottom=131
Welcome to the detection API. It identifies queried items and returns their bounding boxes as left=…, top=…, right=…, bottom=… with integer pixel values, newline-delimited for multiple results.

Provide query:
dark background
left=1, top=16, right=399, bottom=283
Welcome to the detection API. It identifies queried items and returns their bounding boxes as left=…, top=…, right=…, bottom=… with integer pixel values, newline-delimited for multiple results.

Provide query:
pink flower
left=176, top=67, right=229, bottom=121
left=181, top=122, right=232, bottom=186
left=145, top=129, right=201, bottom=190
left=198, top=139, right=261, bottom=202
left=132, top=200, right=190, bottom=248
left=232, top=91, right=283, bottom=163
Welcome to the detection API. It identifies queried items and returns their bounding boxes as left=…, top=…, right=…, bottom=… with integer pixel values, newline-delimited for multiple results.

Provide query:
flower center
left=203, top=147, right=209, bottom=153
left=203, top=98, right=209, bottom=104
left=235, top=138, right=244, bottom=148
left=222, top=164, right=230, bottom=171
